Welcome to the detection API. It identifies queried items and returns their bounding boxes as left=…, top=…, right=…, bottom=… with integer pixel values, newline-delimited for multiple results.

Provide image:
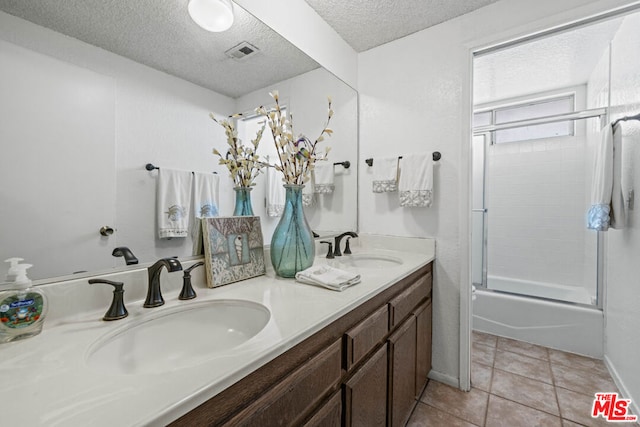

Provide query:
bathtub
left=485, top=275, right=595, bottom=305
left=473, top=286, right=604, bottom=358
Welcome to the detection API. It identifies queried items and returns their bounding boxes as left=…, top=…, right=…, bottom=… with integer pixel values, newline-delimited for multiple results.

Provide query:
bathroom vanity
left=172, top=258, right=432, bottom=426
left=0, top=235, right=434, bottom=426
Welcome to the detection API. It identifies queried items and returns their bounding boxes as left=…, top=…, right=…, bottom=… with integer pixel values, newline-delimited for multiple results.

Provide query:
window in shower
left=474, top=95, right=576, bottom=144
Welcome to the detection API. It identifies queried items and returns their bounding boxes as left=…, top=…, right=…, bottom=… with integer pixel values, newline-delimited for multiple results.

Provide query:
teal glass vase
left=271, top=185, right=315, bottom=278
left=233, top=186, right=254, bottom=216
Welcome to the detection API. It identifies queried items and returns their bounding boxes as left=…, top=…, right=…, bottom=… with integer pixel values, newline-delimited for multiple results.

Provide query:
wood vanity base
left=170, top=262, right=433, bottom=427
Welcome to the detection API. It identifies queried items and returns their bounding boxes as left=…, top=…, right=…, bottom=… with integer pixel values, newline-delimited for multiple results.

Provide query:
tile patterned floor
left=407, top=332, right=638, bottom=427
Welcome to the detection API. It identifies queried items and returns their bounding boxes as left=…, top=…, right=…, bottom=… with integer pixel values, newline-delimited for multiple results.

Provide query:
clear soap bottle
left=0, top=259, right=48, bottom=343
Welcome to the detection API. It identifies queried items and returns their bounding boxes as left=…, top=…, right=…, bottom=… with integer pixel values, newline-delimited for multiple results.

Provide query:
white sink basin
left=338, top=254, right=404, bottom=269
left=86, top=299, right=270, bottom=375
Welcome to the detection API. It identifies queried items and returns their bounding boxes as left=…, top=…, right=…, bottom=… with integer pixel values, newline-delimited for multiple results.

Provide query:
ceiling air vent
left=225, top=42, right=259, bottom=60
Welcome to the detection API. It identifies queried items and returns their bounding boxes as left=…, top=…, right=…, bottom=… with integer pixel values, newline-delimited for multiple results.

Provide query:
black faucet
left=144, top=257, right=182, bottom=308
left=112, top=246, right=139, bottom=265
left=180, top=262, right=204, bottom=300
left=89, top=279, right=128, bottom=321
left=334, top=232, right=358, bottom=257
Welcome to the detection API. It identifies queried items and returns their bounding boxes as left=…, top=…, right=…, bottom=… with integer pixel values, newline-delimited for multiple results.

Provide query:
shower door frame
left=471, top=107, right=607, bottom=309
left=462, top=0, right=640, bottom=395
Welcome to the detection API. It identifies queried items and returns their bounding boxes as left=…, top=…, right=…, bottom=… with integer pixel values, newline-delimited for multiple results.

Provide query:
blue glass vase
left=233, top=186, right=254, bottom=216
left=271, top=185, right=315, bottom=278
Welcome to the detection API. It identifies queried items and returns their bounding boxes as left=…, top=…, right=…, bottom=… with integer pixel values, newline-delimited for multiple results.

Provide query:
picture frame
left=201, top=216, right=266, bottom=287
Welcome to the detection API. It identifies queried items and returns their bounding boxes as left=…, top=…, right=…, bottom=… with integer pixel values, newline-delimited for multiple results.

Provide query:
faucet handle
left=180, top=262, right=204, bottom=300
left=320, top=241, right=334, bottom=259
left=344, top=237, right=352, bottom=255
left=89, top=279, right=128, bottom=321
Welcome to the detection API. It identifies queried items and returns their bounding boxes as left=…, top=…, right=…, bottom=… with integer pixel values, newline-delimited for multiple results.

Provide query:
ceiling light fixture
left=188, top=0, right=234, bottom=32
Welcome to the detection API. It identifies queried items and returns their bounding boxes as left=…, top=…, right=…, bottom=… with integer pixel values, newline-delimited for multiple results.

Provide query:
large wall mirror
left=0, top=1, right=358, bottom=281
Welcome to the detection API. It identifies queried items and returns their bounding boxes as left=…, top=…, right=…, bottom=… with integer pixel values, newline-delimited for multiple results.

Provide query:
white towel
left=587, top=123, right=625, bottom=230
left=398, top=154, right=433, bottom=207
left=191, top=172, right=220, bottom=253
left=193, top=172, right=220, bottom=219
left=295, top=265, right=361, bottom=291
left=314, top=162, right=335, bottom=194
left=266, top=167, right=285, bottom=217
left=372, top=157, right=399, bottom=193
left=157, top=168, right=192, bottom=239
left=303, top=173, right=315, bottom=207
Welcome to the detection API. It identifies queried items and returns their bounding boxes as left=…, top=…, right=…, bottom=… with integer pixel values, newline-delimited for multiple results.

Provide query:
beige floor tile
left=561, top=421, right=585, bottom=427
left=420, top=380, right=489, bottom=426
left=473, top=342, right=497, bottom=367
left=494, top=349, right=553, bottom=384
left=548, top=349, right=610, bottom=376
left=485, top=395, right=562, bottom=427
left=491, top=369, right=559, bottom=416
left=551, top=363, right=618, bottom=397
left=407, top=402, right=480, bottom=427
left=471, top=362, right=493, bottom=392
left=497, top=337, right=549, bottom=361
left=474, top=331, right=498, bottom=348
left=556, top=387, right=637, bottom=427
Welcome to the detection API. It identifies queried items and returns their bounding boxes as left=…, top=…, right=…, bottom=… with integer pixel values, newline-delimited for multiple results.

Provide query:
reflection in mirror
left=0, top=2, right=357, bottom=281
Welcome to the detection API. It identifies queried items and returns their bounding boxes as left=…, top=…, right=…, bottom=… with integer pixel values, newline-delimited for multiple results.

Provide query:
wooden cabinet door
left=414, top=298, right=432, bottom=398
left=388, top=316, right=417, bottom=427
left=344, top=344, right=388, bottom=427
left=303, top=389, right=342, bottom=427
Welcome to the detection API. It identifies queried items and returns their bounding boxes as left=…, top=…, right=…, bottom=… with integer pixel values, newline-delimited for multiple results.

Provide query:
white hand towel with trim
left=295, top=265, right=361, bottom=291
left=266, top=167, right=285, bottom=217
left=157, top=168, right=193, bottom=238
left=192, top=172, right=220, bottom=253
left=372, top=157, right=399, bottom=193
left=314, top=162, right=335, bottom=194
left=398, top=154, right=433, bottom=207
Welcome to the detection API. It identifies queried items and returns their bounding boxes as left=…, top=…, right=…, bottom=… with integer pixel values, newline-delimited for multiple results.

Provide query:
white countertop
left=0, top=235, right=434, bottom=426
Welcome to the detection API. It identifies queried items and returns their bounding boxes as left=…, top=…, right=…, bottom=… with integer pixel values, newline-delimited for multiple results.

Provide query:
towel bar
left=333, top=161, right=351, bottom=169
left=145, top=163, right=217, bottom=174
left=365, top=152, right=441, bottom=167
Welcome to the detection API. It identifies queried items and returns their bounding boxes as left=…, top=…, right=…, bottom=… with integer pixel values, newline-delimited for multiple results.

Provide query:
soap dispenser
left=0, top=259, right=48, bottom=343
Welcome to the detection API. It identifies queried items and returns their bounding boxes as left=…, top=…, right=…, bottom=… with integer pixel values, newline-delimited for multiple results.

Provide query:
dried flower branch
left=256, top=90, right=333, bottom=185
left=210, top=113, right=265, bottom=188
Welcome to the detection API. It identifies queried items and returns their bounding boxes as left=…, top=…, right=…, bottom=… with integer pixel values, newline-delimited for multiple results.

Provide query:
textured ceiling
left=304, top=0, right=501, bottom=52
left=474, top=17, right=624, bottom=105
left=0, top=0, right=320, bottom=98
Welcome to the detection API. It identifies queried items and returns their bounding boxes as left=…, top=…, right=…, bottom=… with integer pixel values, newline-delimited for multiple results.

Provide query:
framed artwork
left=201, top=216, right=266, bottom=287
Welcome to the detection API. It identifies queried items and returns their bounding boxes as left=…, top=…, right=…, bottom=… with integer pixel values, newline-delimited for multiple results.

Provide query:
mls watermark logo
left=592, top=392, right=637, bottom=422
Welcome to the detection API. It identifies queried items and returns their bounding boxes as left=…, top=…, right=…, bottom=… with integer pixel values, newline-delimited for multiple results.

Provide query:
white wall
left=358, top=0, right=636, bottom=387
left=605, top=12, right=640, bottom=416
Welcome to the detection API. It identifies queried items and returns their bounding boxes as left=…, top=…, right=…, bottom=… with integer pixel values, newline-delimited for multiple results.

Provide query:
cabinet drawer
left=224, top=339, right=343, bottom=426
left=389, top=272, right=432, bottom=328
left=344, top=304, right=389, bottom=371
